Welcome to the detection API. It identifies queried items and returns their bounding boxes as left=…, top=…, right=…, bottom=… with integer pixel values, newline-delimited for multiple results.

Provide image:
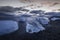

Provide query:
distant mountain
left=30, top=10, right=44, bottom=14
left=20, top=9, right=29, bottom=12
left=0, top=6, right=23, bottom=16
left=0, top=6, right=16, bottom=12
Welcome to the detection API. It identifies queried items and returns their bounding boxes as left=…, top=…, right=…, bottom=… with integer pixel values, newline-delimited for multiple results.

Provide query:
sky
left=0, top=0, right=60, bottom=12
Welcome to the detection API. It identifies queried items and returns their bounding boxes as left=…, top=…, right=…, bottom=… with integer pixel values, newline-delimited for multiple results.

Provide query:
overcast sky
left=0, top=0, right=60, bottom=12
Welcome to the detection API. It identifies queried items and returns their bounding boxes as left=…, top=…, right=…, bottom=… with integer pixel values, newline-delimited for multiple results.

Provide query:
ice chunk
left=26, top=17, right=45, bottom=33
left=38, top=17, right=49, bottom=24
left=26, top=23, right=45, bottom=33
left=0, top=20, right=18, bottom=35
left=51, top=17, right=60, bottom=21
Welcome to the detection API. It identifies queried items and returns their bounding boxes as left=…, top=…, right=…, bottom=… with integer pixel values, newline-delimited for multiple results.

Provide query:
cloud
left=50, top=2, right=60, bottom=7
left=52, top=9, right=60, bottom=11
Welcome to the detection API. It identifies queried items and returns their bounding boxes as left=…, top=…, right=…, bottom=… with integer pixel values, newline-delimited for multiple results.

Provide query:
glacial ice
left=26, top=22, right=45, bottom=33
left=25, top=17, right=47, bottom=33
left=0, top=20, right=18, bottom=35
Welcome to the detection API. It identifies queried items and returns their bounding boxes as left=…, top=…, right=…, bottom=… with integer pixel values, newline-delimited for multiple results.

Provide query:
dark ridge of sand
left=0, top=21, right=60, bottom=40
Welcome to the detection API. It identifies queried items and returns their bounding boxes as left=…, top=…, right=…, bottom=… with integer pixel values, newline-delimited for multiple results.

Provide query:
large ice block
left=26, top=17, right=45, bottom=33
left=0, top=20, right=18, bottom=35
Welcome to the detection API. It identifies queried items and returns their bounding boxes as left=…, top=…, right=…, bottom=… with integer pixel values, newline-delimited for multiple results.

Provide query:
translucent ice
left=26, top=17, right=45, bottom=33
left=0, top=20, right=18, bottom=35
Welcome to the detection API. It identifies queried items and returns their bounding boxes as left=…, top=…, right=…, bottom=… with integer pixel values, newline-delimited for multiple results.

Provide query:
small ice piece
left=51, top=17, right=60, bottom=21
left=0, top=20, right=18, bottom=35
left=39, top=17, right=49, bottom=24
